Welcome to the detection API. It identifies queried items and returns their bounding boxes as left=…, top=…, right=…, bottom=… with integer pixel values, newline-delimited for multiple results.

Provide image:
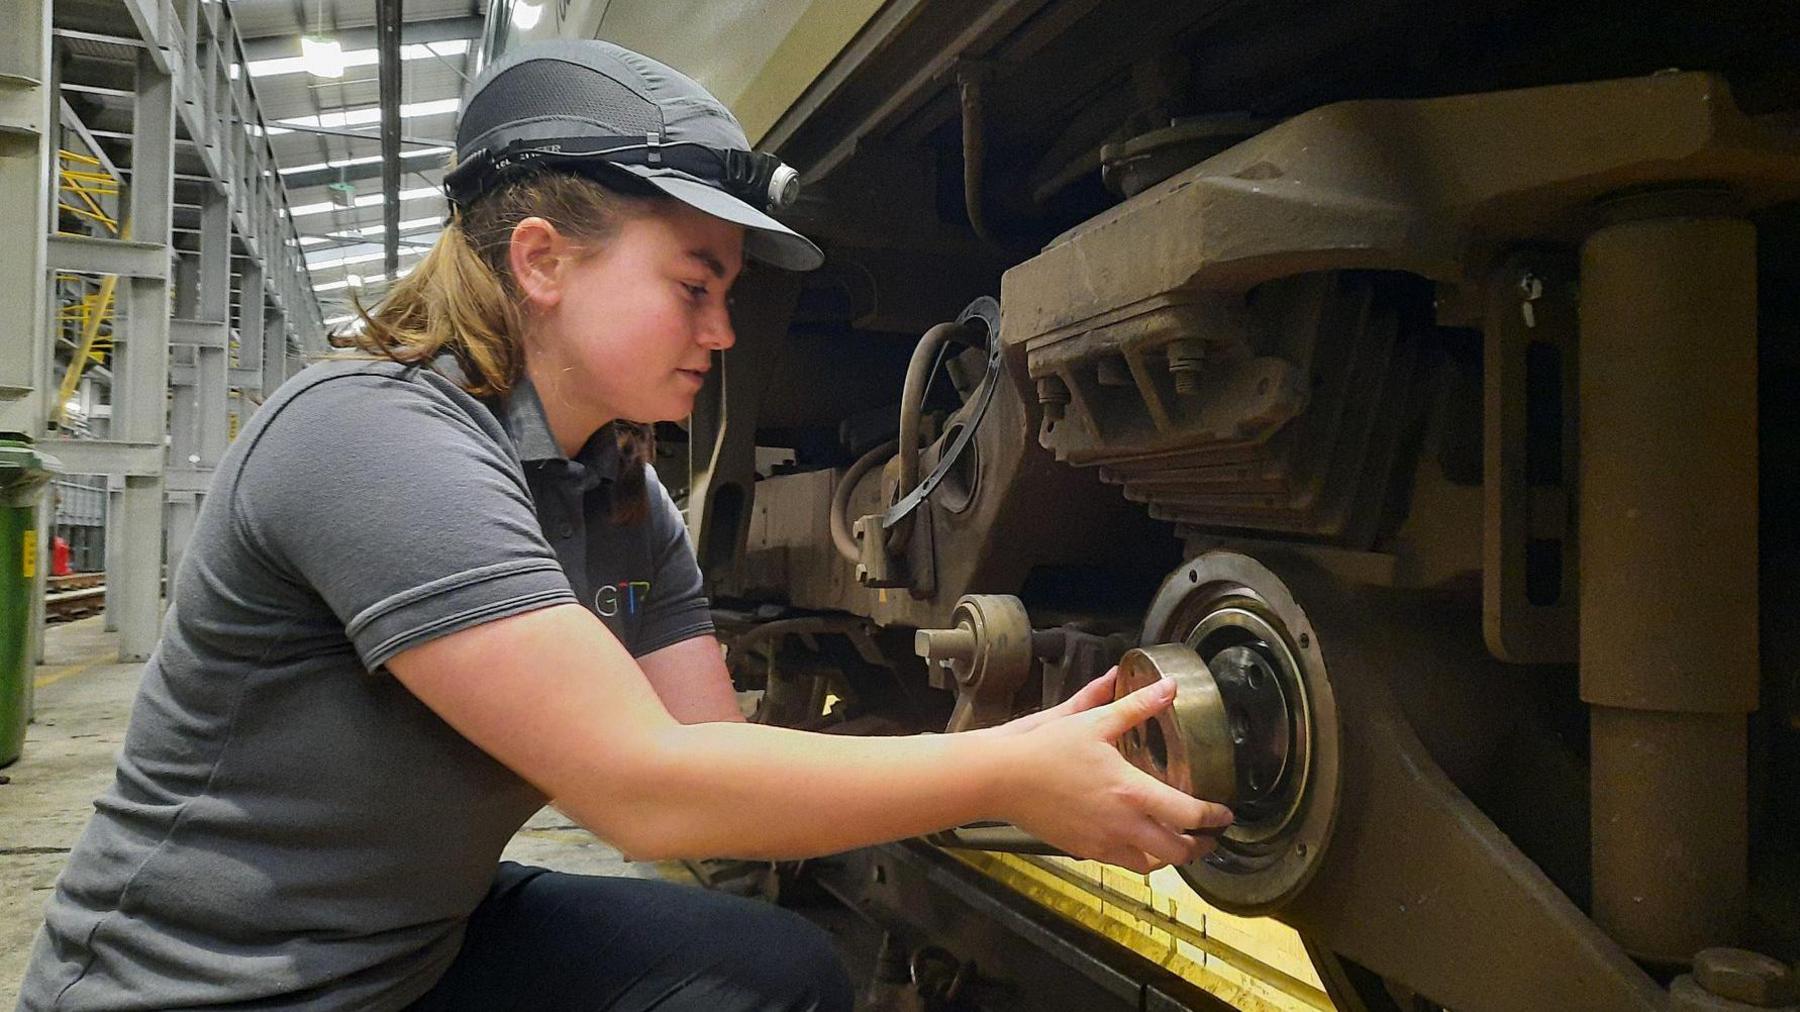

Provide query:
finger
left=1131, top=770, right=1235, bottom=833
left=1098, top=848, right=1165, bottom=875
left=1057, top=667, right=1119, bottom=716
left=998, top=668, right=1118, bottom=736
left=1126, top=815, right=1197, bottom=868
left=1090, top=677, right=1176, bottom=739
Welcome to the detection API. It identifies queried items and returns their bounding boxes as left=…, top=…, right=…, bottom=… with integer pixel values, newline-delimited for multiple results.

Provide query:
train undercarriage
left=607, top=2, right=1800, bottom=1007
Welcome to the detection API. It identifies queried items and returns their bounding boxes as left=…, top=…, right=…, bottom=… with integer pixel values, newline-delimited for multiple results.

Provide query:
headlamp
left=445, top=135, right=802, bottom=215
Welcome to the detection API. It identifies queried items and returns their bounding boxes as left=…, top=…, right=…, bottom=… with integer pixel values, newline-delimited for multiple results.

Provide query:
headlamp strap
left=446, top=134, right=790, bottom=211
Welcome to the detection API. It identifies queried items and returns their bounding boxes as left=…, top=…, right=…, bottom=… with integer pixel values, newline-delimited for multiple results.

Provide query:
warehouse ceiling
left=227, top=0, right=488, bottom=327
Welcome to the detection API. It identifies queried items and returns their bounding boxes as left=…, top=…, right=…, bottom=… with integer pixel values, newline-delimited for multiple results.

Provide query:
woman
left=19, top=40, right=1231, bottom=1011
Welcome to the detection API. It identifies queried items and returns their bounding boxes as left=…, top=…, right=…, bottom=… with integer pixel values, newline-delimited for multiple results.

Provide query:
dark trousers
left=407, top=862, right=855, bottom=1011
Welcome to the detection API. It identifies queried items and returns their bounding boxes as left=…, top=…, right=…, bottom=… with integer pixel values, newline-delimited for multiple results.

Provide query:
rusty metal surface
left=689, top=17, right=1800, bottom=1000
left=725, top=343, right=1182, bottom=630
left=1590, top=707, right=1750, bottom=963
left=1023, top=272, right=1421, bottom=544
left=1692, top=947, right=1800, bottom=1007
left=684, top=269, right=802, bottom=584
left=1577, top=213, right=1760, bottom=715
left=1482, top=251, right=1580, bottom=664
left=923, top=594, right=1035, bottom=732
left=1003, top=73, right=1800, bottom=344
left=1251, top=557, right=1664, bottom=1011
left=1578, top=212, right=1759, bottom=963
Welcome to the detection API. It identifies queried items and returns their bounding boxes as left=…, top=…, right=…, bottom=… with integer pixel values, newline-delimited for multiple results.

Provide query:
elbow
left=605, top=817, right=693, bottom=863
left=563, top=727, right=708, bottom=862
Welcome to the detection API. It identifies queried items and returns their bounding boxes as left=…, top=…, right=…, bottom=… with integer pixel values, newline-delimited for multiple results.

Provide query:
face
left=513, top=200, right=744, bottom=438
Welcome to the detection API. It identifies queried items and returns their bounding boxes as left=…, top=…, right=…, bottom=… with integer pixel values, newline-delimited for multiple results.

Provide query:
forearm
left=572, top=722, right=1014, bottom=861
left=638, top=635, right=745, bottom=723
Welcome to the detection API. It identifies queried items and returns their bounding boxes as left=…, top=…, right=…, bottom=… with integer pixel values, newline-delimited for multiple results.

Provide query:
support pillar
left=111, top=51, right=175, bottom=662
left=1579, top=202, right=1758, bottom=964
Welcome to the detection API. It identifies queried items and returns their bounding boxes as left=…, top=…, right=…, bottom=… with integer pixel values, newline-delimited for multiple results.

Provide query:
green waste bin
left=1, top=436, right=58, bottom=767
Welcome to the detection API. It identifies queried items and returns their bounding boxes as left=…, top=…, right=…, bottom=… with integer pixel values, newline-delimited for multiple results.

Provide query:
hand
left=984, top=668, right=1234, bottom=873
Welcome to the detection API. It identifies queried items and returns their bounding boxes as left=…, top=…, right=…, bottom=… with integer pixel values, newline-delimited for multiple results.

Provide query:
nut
left=1694, top=948, right=1799, bottom=1008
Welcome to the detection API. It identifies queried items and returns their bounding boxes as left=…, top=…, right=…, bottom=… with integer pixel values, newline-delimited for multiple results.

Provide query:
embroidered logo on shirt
left=595, top=581, right=652, bottom=617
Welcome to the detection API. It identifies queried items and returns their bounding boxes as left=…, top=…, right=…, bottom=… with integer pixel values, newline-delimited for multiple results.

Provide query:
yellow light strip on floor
left=948, top=849, right=1333, bottom=1012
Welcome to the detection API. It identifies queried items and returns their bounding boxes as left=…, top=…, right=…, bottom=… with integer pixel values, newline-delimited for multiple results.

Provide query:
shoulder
left=246, top=358, right=509, bottom=458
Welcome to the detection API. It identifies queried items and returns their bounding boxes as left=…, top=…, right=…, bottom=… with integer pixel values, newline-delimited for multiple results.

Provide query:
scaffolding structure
left=0, top=0, right=328, bottom=662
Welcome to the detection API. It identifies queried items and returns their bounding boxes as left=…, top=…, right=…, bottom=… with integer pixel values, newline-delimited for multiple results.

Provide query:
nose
left=698, top=300, right=736, bottom=352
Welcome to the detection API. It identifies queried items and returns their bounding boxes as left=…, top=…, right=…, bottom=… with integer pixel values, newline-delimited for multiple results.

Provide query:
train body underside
left=644, top=3, right=1800, bottom=1008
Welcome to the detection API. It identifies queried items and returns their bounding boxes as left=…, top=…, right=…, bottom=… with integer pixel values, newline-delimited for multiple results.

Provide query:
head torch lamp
left=444, top=135, right=802, bottom=215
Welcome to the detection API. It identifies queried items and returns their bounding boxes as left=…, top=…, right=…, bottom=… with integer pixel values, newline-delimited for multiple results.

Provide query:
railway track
left=46, top=573, right=105, bottom=623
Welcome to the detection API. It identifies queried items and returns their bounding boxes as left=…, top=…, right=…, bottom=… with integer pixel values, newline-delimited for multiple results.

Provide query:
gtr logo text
left=595, top=580, right=652, bottom=617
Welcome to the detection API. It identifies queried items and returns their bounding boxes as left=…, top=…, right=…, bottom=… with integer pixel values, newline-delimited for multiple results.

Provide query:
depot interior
left=1, top=2, right=1798, bottom=1010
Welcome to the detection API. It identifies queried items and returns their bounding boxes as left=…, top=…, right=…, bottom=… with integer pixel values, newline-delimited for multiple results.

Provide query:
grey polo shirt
left=19, top=357, right=713, bottom=1011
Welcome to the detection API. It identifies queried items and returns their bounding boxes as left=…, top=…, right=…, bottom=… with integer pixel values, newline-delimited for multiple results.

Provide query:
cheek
left=556, top=282, right=690, bottom=374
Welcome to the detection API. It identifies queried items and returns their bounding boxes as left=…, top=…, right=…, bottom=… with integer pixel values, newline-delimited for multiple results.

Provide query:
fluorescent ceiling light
left=300, top=36, right=346, bottom=79
left=289, top=185, right=443, bottom=217
left=512, top=2, right=544, bottom=31
left=276, top=98, right=462, bottom=131
left=301, top=215, right=443, bottom=247
left=315, top=266, right=413, bottom=293
left=281, top=146, right=452, bottom=177
left=307, top=245, right=431, bottom=271
left=248, top=39, right=470, bottom=79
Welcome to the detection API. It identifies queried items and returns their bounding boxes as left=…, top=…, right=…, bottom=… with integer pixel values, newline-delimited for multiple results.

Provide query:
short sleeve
left=631, top=468, right=714, bottom=656
left=231, top=372, right=578, bottom=671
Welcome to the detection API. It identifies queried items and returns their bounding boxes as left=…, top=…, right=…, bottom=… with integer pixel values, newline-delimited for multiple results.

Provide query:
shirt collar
left=502, top=374, right=621, bottom=483
left=431, top=353, right=619, bottom=483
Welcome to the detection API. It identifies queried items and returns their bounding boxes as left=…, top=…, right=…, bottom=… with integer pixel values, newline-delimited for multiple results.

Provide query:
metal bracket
left=881, top=296, right=1002, bottom=531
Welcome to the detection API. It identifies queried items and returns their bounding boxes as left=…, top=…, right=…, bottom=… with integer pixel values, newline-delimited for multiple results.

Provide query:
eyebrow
left=687, top=250, right=729, bottom=280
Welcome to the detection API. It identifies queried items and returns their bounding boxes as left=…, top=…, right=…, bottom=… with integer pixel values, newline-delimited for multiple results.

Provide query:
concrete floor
left=0, top=615, right=692, bottom=1002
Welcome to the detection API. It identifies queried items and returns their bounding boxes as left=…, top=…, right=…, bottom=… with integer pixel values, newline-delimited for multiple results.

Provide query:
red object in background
left=51, top=535, right=71, bottom=577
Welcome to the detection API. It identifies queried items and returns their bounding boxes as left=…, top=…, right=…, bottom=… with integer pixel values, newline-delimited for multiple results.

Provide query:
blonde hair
left=341, top=171, right=671, bottom=523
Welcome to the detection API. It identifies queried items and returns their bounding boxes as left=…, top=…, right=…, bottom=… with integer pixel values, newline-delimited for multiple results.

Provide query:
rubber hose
left=829, top=439, right=899, bottom=564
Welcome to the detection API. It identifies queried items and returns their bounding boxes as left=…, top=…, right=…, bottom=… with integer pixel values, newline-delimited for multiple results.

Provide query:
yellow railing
left=58, top=150, right=120, bottom=236
left=51, top=149, right=126, bottom=427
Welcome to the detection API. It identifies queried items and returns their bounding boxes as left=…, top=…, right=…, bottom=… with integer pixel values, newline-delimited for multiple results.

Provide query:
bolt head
left=1693, top=948, right=1799, bottom=1007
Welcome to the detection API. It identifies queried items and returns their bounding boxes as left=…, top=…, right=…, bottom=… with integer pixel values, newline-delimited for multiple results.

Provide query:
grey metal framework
left=0, top=0, right=327, bottom=663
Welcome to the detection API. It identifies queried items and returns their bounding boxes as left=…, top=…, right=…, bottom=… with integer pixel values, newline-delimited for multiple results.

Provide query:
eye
left=682, top=282, right=709, bottom=302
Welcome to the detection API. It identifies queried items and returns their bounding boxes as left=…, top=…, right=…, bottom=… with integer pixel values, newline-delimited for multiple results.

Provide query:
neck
left=523, top=354, right=615, bottom=458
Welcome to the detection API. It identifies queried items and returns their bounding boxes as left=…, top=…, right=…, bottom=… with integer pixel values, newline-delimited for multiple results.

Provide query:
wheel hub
left=1137, top=553, right=1342, bottom=915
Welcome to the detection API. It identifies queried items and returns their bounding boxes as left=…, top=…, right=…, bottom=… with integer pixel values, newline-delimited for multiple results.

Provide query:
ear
left=509, top=216, right=567, bottom=311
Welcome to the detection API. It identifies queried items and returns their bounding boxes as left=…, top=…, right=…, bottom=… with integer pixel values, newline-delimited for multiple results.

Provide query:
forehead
left=614, top=201, right=744, bottom=279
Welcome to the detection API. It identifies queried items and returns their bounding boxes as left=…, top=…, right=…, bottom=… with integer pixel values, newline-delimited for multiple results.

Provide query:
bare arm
left=387, top=603, right=1230, bottom=868
left=637, top=634, right=744, bottom=723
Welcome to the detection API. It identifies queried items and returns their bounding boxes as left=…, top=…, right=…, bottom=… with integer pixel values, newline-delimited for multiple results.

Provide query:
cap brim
left=626, top=170, right=824, bottom=272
